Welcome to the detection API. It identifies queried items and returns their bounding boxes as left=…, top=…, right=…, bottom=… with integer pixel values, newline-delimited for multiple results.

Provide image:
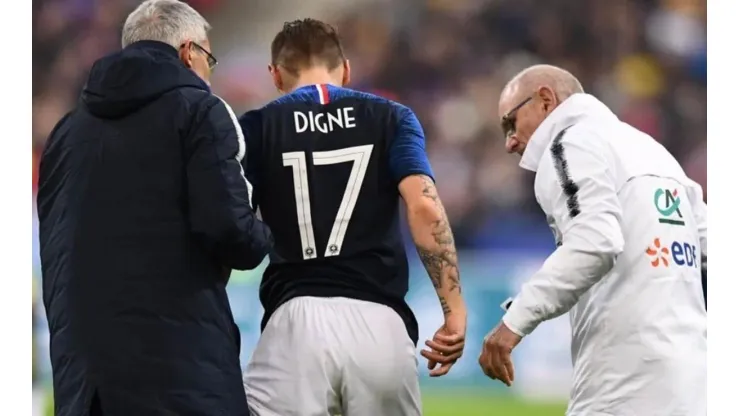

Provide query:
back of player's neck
left=291, top=72, right=341, bottom=91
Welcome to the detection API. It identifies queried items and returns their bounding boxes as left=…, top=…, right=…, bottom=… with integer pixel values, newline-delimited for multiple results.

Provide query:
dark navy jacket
left=37, top=40, right=270, bottom=416
left=239, top=84, right=434, bottom=345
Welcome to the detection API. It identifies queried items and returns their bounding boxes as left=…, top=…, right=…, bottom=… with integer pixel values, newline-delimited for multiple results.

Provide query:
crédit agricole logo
left=654, top=188, right=685, bottom=226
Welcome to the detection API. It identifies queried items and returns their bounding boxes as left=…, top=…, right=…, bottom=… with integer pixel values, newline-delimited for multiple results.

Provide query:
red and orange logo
left=646, top=238, right=670, bottom=267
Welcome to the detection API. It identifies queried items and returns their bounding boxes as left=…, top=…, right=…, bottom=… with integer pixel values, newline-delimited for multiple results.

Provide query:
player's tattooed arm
left=399, top=174, right=464, bottom=316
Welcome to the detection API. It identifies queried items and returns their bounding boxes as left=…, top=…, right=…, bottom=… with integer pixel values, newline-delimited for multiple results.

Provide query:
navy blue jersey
left=239, top=84, right=433, bottom=344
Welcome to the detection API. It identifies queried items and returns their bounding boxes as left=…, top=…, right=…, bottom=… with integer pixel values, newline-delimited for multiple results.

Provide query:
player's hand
left=421, top=312, right=466, bottom=377
left=478, top=322, right=522, bottom=386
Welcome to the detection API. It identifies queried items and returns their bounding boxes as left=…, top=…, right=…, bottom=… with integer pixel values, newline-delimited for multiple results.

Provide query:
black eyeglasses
left=501, top=96, right=533, bottom=138
left=186, top=41, right=218, bottom=70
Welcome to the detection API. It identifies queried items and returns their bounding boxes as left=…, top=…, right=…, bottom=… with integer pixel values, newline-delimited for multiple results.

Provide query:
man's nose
left=505, top=136, right=519, bottom=153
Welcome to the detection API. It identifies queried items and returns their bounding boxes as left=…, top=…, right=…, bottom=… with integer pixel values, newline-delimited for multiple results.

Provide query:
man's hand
left=421, top=311, right=466, bottom=377
left=478, top=322, right=522, bottom=386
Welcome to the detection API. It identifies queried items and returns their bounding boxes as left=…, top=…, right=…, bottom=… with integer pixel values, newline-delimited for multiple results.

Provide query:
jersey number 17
left=282, top=145, right=374, bottom=260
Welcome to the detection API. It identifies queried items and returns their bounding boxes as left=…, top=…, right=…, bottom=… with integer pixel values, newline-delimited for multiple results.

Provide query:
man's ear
left=342, top=59, right=351, bottom=87
left=268, top=64, right=284, bottom=93
left=178, top=41, right=193, bottom=69
left=537, top=86, right=557, bottom=113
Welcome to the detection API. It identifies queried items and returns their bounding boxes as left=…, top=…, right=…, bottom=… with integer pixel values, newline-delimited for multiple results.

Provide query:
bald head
left=502, top=64, right=584, bottom=102
left=497, top=65, right=584, bottom=156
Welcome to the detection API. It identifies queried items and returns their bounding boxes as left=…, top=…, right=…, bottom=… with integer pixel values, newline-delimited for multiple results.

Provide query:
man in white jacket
left=478, top=65, right=707, bottom=416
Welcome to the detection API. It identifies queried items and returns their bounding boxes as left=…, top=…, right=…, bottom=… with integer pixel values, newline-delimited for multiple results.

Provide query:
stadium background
left=31, top=0, right=706, bottom=414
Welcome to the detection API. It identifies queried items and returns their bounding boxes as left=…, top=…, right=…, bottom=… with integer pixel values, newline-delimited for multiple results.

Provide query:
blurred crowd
left=33, top=0, right=707, bottom=251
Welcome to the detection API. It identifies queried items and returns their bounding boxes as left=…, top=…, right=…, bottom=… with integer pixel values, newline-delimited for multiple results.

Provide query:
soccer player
left=479, top=65, right=707, bottom=415
left=239, top=18, right=466, bottom=416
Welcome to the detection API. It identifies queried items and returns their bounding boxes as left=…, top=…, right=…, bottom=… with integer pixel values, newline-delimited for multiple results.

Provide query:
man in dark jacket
left=36, top=1, right=271, bottom=415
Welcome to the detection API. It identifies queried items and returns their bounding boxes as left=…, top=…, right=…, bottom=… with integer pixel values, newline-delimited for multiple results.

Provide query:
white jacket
left=503, top=94, right=707, bottom=416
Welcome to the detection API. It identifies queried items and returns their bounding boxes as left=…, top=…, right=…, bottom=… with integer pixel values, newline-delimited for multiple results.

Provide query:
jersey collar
left=519, top=93, right=617, bottom=172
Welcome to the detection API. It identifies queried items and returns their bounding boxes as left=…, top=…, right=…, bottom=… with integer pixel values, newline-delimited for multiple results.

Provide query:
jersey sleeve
left=388, top=104, right=434, bottom=183
left=186, top=97, right=272, bottom=270
left=503, top=128, right=625, bottom=336
left=238, top=109, right=262, bottom=210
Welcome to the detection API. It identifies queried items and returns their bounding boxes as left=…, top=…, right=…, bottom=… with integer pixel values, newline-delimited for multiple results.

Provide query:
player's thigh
left=243, top=297, right=341, bottom=416
left=340, top=301, right=422, bottom=416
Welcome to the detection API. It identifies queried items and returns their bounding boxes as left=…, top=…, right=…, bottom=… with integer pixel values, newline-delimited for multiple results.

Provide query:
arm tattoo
left=414, top=176, right=462, bottom=312
left=439, top=296, right=452, bottom=315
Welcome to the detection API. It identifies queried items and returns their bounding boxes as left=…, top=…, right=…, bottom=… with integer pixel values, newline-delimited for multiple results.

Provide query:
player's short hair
left=271, top=18, right=346, bottom=75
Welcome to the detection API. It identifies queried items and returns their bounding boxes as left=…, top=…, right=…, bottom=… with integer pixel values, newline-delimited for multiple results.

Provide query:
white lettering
left=343, top=107, right=356, bottom=128
left=294, top=111, right=308, bottom=133
left=327, top=110, right=343, bottom=131
left=315, top=113, right=328, bottom=133
left=308, top=110, right=316, bottom=132
left=293, top=107, right=357, bottom=133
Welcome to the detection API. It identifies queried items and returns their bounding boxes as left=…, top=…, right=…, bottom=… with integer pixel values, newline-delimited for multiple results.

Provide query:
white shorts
left=243, top=296, right=422, bottom=416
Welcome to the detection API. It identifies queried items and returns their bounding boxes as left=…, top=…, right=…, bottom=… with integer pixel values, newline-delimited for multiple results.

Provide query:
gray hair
left=121, top=0, right=211, bottom=49
left=505, top=64, right=585, bottom=100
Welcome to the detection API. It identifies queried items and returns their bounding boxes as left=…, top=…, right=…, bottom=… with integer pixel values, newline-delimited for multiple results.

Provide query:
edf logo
left=645, top=238, right=698, bottom=268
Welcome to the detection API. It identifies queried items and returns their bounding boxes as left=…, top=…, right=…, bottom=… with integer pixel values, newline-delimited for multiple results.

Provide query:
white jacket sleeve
left=503, top=129, right=625, bottom=337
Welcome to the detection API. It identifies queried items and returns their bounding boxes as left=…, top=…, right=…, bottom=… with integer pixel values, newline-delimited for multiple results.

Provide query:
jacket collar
left=519, top=93, right=617, bottom=172
left=125, top=40, right=180, bottom=58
